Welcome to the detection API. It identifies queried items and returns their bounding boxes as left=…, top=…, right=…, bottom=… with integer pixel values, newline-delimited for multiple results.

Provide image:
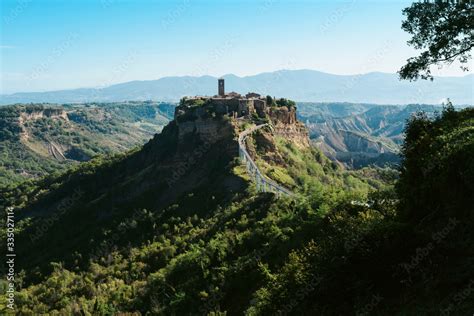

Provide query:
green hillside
left=0, top=103, right=472, bottom=315
left=0, top=102, right=172, bottom=186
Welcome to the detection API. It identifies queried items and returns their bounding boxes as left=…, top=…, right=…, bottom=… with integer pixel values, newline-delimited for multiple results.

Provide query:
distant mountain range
left=1, top=70, right=472, bottom=105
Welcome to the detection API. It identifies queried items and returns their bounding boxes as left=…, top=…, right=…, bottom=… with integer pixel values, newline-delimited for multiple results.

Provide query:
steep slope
left=0, top=98, right=391, bottom=314
left=6, top=104, right=471, bottom=315
left=0, top=102, right=172, bottom=186
left=300, top=103, right=441, bottom=168
left=245, top=106, right=474, bottom=316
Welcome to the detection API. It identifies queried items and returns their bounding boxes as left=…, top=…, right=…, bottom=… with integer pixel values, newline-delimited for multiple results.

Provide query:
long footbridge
left=238, top=124, right=294, bottom=198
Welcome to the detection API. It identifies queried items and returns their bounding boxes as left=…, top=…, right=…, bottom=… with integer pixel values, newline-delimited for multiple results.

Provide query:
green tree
left=397, top=105, right=474, bottom=221
left=266, top=95, right=275, bottom=106
left=399, top=0, right=473, bottom=81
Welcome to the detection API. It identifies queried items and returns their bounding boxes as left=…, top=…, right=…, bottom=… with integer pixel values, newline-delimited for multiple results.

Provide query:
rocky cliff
left=174, top=99, right=310, bottom=158
left=268, top=106, right=310, bottom=148
left=19, top=108, right=69, bottom=122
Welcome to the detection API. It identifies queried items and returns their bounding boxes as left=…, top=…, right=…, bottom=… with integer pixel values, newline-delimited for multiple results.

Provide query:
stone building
left=245, top=92, right=261, bottom=99
left=176, top=79, right=269, bottom=121
left=218, top=78, right=225, bottom=97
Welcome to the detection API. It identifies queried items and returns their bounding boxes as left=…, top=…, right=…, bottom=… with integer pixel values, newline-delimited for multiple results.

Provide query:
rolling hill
left=0, top=102, right=173, bottom=186
left=297, top=103, right=442, bottom=167
left=1, top=70, right=472, bottom=105
left=1, top=98, right=472, bottom=315
left=0, top=96, right=396, bottom=314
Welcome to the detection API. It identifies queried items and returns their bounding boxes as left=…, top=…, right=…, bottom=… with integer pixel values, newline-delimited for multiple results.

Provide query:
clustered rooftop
left=178, top=78, right=269, bottom=119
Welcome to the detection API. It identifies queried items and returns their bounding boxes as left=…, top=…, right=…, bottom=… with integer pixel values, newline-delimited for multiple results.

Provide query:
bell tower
left=218, top=78, right=225, bottom=97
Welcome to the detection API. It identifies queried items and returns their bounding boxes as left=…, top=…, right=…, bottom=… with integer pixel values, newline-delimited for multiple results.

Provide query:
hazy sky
left=1, top=0, right=472, bottom=94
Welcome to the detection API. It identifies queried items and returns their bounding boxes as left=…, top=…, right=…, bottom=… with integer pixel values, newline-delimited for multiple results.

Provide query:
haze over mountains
left=1, top=69, right=472, bottom=105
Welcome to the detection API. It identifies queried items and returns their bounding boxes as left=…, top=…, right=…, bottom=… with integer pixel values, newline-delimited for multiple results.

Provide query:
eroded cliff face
left=268, top=106, right=310, bottom=149
left=17, top=109, right=69, bottom=146
left=339, top=130, right=392, bottom=154
left=19, top=108, right=69, bottom=124
left=174, top=102, right=236, bottom=143
left=245, top=128, right=286, bottom=166
left=175, top=118, right=235, bottom=143
left=174, top=103, right=310, bottom=154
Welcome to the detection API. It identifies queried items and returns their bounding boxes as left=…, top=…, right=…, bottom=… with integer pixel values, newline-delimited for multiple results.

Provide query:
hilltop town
left=175, top=78, right=296, bottom=121
left=173, top=79, right=309, bottom=148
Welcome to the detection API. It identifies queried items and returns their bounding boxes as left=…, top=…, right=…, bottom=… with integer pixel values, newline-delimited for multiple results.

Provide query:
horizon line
left=1, top=68, right=472, bottom=96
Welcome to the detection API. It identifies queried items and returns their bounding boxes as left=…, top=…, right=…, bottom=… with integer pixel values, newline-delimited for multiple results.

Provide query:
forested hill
left=0, top=102, right=472, bottom=315
left=0, top=101, right=451, bottom=187
left=0, top=98, right=392, bottom=314
left=0, top=102, right=173, bottom=186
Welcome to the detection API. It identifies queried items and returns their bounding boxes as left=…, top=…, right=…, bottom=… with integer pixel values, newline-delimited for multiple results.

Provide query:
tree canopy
left=399, top=0, right=473, bottom=81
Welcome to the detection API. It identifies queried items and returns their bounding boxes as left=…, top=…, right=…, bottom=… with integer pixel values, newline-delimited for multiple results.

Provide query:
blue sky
left=1, top=0, right=471, bottom=94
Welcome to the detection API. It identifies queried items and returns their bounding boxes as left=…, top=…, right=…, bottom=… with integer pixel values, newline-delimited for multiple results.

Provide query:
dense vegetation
left=399, top=1, right=473, bottom=80
left=0, top=102, right=172, bottom=186
left=1, top=102, right=471, bottom=314
left=246, top=106, right=474, bottom=315
left=247, top=127, right=395, bottom=196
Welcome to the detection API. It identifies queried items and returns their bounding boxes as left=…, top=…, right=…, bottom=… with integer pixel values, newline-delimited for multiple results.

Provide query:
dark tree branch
left=432, top=45, right=473, bottom=63
left=399, top=1, right=473, bottom=81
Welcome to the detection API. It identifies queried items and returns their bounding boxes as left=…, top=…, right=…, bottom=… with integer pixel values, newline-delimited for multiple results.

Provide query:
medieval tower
left=218, top=78, right=225, bottom=97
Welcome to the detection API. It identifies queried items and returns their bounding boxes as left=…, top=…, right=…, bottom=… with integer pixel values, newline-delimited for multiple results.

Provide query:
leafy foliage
left=398, top=104, right=474, bottom=221
left=0, top=102, right=172, bottom=186
left=1, top=105, right=472, bottom=315
left=399, top=1, right=473, bottom=80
